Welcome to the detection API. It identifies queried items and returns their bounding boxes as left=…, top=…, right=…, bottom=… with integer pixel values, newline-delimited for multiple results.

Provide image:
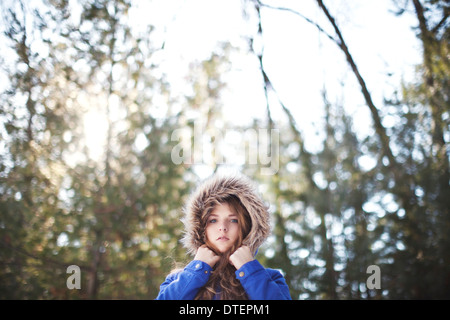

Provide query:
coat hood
left=181, top=173, right=271, bottom=256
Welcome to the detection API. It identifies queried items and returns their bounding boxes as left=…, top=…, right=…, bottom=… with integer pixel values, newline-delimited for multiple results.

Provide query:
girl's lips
left=217, top=236, right=230, bottom=241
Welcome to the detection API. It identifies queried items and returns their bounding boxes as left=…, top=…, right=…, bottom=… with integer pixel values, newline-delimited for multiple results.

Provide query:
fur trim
left=181, top=173, right=271, bottom=256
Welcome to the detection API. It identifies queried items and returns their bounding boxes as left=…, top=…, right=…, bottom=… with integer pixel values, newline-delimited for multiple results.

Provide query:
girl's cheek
left=205, top=227, right=213, bottom=241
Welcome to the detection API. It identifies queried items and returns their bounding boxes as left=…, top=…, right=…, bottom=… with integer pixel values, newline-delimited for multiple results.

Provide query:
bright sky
left=132, top=0, right=421, bottom=148
left=125, top=0, right=422, bottom=178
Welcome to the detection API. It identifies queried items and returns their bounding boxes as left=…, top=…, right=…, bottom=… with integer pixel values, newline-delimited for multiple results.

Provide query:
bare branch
left=251, top=0, right=320, bottom=190
left=315, top=0, right=397, bottom=170
left=256, top=0, right=398, bottom=173
left=256, top=0, right=337, bottom=45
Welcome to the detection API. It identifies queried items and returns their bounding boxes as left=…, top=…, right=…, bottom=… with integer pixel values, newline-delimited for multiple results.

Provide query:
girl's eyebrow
left=209, top=213, right=237, bottom=217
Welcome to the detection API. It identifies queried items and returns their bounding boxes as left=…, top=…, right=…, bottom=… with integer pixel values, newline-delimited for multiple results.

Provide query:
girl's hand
left=229, top=245, right=253, bottom=270
left=194, top=245, right=220, bottom=268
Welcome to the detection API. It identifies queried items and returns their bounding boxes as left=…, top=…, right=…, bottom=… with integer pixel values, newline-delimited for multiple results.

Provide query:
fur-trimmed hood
left=181, top=173, right=271, bottom=256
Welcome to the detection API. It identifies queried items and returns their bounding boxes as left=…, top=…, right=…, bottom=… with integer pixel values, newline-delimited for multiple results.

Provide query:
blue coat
left=155, top=259, right=291, bottom=300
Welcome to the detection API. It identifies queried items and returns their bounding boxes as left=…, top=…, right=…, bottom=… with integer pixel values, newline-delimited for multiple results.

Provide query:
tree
left=246, top=0, right=449, bottom=299
left=49, top=0, right=194, bottom=299
left=0, top=0, right=81, bottom=298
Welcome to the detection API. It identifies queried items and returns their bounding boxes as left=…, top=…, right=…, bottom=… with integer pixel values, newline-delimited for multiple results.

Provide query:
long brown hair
left=195, top=195, right=252, bottom=300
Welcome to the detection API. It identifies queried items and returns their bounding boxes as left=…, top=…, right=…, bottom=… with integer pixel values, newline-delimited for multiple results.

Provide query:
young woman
left=156, top=173, right=291, bottom=300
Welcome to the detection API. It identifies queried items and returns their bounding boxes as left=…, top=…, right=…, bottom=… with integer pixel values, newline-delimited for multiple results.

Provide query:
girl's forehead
left=210, top=202, right=237, bottom=216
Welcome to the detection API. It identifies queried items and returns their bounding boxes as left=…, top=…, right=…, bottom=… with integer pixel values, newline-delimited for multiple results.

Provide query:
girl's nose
left=219, top=223, right=228, bottom=232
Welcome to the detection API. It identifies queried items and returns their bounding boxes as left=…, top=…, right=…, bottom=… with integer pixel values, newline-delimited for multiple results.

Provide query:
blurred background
left=0, top=0, right=448, bottom=299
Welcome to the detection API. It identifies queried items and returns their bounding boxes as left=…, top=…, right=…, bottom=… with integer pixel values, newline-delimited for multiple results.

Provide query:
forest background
left=0, top=0, right=448, bottom=299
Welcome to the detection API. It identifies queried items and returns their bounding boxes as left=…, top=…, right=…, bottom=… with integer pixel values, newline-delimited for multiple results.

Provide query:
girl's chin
left=205, top=241, right=236, bottom=255
left=214, top=243, right=235, bottom=254
left=216, top=246, right=232, bottom=254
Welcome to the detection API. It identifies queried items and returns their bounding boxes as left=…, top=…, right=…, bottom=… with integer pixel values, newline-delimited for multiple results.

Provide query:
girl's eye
left=209, top=219, right=217, bottom=224
left=231, top=219, right=238, bottom=223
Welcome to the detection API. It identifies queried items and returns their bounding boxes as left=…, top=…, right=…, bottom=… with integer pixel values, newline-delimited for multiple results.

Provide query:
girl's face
left=205, top=202, right=240, bottom=253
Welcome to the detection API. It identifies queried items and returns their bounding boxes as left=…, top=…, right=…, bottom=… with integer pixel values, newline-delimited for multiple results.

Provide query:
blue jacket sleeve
left=155, top=260, right=212, bottom=300
left=235, top=260, right=292, bottom=300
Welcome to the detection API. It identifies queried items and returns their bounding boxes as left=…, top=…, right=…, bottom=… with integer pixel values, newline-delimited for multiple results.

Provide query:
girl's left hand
left=229, top=245, right=253, bottom=270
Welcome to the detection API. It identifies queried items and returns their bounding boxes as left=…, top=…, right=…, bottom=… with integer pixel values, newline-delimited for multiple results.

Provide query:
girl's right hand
left=194, top=245, right=220, bottom=268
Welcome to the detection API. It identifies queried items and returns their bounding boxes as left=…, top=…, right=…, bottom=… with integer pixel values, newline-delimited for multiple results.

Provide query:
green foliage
left=0, top=0, right=192, bottom=299
left=249, top=0, right=449, bottom=299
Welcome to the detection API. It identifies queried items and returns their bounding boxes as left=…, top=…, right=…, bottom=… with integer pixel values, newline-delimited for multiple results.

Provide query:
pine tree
left=0, top=0, right=81, bottom=298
